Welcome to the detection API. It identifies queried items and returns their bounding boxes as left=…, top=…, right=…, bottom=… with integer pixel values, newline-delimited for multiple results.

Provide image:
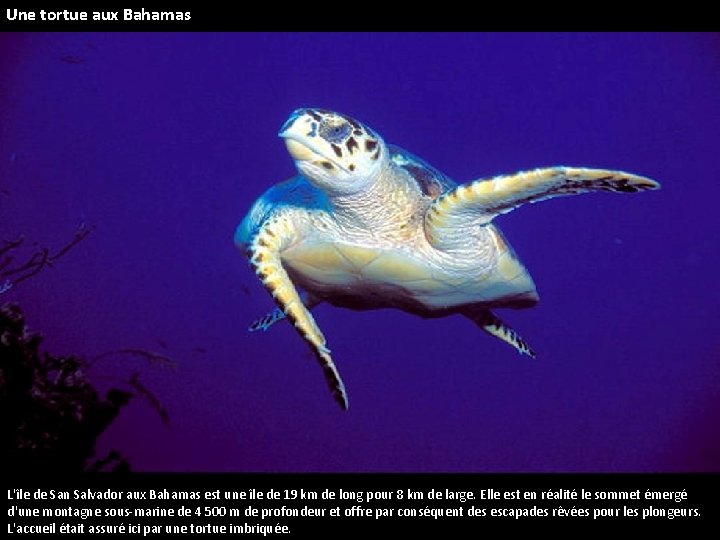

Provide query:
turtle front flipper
left=424, top=167, right=659, bottom=249
left=249, top=292, right=321, bottom=332
left=247, top=221, right=348, bottom=410
left=464, top=308, right=536, bottom=358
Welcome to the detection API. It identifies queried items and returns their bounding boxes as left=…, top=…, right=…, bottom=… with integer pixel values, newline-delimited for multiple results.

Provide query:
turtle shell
left=388, top=144, right=456, bottom=200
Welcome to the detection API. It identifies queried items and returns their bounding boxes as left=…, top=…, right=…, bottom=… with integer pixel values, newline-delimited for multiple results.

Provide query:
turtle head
left=279, top=108, right=387, bottom=195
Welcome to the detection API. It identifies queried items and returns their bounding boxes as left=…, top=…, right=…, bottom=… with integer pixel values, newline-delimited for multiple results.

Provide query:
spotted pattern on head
left=346, top=137, right=359, bottom=154
left=278, top=108, right=387, bottom=194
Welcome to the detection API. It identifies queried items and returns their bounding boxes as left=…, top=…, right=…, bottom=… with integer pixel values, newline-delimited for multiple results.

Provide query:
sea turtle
left=235, top=108, right=660, bottom=410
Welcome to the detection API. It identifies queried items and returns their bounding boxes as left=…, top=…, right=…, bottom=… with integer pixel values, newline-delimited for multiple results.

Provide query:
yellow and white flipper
left=425, top=167, right=660, bottom=248
left=246, top=219, right=348, bottom=410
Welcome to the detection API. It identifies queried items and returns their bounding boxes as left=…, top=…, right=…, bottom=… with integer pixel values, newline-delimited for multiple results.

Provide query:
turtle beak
left=282, top=137, right=318, bottom=162
left=278, top=110, right=349, bottom=173
left=278, top=110, right=319, bottom=162
left=278, top=109, right=304, bottom=138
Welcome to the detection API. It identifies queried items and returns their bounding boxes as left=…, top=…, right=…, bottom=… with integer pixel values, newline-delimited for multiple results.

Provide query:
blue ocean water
left=1, top=32, right=718, bottom=472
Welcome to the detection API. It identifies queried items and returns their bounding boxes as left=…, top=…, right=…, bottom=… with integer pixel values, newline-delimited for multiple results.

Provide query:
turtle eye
left=319, top=121, right=351, bottom=143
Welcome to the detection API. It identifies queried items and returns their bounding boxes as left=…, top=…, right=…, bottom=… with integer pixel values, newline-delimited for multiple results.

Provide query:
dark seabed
left=1, top=32, right=718, bottom=471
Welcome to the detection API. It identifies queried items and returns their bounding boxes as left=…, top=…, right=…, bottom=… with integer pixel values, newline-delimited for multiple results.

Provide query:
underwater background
left=1, top=32, right=718, bottom=472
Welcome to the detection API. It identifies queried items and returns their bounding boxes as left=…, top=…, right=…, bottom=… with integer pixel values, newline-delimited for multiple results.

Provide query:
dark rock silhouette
left=1, top=302, right=170, bottom=472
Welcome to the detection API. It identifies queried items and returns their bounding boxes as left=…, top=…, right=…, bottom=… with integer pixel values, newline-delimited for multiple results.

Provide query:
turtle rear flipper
left=424, top=167, right=660, bottom=250
left=249, top=292, right=321, bottom=332
left=249, top=307, right=285, bottom=332
left=464, top=308, right=536, bottom=358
